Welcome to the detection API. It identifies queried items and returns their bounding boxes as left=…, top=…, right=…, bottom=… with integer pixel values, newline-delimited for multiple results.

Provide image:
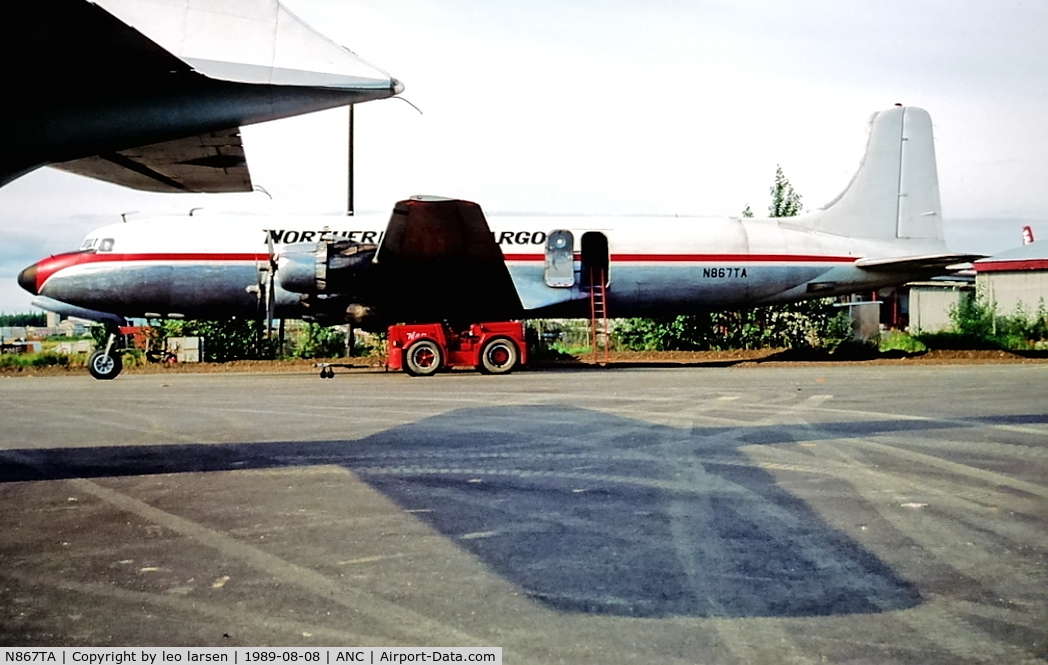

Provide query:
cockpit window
left=80, top=238, right=97, bottom=250
left=99, top=238, right=115, bottom=252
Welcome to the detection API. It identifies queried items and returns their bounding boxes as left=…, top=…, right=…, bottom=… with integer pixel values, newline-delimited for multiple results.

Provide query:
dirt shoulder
left=4, top=348, right=1047, bottom=378
left=575, top=348, right=1048, bottom=366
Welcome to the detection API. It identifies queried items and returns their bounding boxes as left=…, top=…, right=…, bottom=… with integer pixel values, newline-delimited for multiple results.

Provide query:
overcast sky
left=3, top=0, right=1048, bottom=311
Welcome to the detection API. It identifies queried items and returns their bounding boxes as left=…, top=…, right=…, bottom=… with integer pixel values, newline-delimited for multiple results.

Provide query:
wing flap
left=51, top=129, right=251, bottom=193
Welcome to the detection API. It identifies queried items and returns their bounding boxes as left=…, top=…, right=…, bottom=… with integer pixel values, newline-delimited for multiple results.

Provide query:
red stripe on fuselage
left=501, top=253, right=855, bottom=263
left=31, top=251, right=267, bottom=290
left=32, top=249, right=856, bottom=290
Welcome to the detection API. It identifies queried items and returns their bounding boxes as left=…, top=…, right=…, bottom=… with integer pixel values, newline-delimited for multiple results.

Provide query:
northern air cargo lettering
left=264, top=229, right=550, bottom=247
left=266, top=230, right=384, bottom=245
left=494, top=231, right=547, bottom=245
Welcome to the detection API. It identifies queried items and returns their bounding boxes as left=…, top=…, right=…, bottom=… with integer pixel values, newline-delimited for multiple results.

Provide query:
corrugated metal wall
left=909, top=286, right=968, bottom=333
left=977, top=271, right=1048, bottom=317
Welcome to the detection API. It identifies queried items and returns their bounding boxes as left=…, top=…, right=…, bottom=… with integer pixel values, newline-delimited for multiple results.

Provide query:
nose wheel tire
left=403, top=339, right=443, bottom=376
left=87, top=350, right=123, bottom=380
left=477, top=337, right=519, bottom=375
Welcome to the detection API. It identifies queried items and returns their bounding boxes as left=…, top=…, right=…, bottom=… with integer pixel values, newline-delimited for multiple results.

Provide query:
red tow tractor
left=386, top=321, right=526, bottom=376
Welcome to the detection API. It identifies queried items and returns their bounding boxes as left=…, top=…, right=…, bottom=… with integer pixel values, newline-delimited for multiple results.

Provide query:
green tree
left=616, top=314, right=717, bottom=351
left=769, top=165, right=803, bottom=218
left=160, top=318, right=270, bottom=362
left=0, top=312, right=47, bottom=326
left=292, top=323, right=350, bottom=358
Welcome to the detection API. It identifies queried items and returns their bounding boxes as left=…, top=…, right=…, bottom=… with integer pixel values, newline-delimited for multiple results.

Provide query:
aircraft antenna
left=394, top=97, right=424, bottom=115
left=345, top=99, right=421, bottom=216
left=347, top=104, right=355, bottom=216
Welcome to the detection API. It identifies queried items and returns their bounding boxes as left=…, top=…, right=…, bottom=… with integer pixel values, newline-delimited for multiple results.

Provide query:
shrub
left=0, top=352, right=70, bottom=370
left=615, top=299, right=852, bottom=352
left=292, top=323, right=350, bottom=359
left=915, top=295, right=1048, bottom=351
left=879, top=330, right=927, bottom=354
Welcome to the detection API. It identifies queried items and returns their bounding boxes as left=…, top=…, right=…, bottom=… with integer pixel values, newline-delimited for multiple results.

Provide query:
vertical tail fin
left=787, top=106, right=945, bottom=243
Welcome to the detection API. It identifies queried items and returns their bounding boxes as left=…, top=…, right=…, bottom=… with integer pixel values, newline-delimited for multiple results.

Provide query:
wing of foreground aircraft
left=1, top=0, right=401, bottom=192
left=52, top=129, right=250, bottom=193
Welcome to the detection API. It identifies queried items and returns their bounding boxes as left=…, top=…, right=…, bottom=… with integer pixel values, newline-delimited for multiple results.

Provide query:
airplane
left=18, top=105, right=981, bottom=378
left=1, top=0, right=402, bottom=193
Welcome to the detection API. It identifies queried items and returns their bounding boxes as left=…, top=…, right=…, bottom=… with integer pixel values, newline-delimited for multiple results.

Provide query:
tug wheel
left=403, top=340, right=442, bottom=377
left=477, top=337, right=518, bottom=375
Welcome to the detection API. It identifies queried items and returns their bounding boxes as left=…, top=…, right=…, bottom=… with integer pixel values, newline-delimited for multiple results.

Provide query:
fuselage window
left=99, top=238, right=115, bottom=252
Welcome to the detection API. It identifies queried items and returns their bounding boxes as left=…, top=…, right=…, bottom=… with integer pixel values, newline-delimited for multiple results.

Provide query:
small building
left=0, top=326, right=28, bottom=343
left=906, top=279, right=974, bottom=333
left=53, top=340, right=94, bottom=355
left=974, top=244, right=1048, bottom=317
left=57, top=318, right=91, bottom=337
left=837, top=300, right=882, bottom=341
left=166, top=336, right=203, bottom=363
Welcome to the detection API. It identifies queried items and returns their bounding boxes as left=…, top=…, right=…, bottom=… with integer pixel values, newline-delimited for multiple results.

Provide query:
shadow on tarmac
left=8, top=406, right=1035, bottom=618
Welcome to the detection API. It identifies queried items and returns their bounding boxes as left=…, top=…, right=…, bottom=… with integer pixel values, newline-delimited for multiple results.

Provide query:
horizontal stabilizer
left=51, top=129, right=251, bottom=193
left=854, top=253, right=983, bottom=272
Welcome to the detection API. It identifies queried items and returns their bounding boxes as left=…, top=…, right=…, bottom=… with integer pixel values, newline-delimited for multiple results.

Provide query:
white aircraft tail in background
left=789, top=106, right=943, bottom=243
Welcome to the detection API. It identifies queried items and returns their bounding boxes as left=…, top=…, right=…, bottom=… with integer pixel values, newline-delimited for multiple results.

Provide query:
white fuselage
left=19, top=107, right=966, bottom=324
left=22, top=211, right=943, bottom=322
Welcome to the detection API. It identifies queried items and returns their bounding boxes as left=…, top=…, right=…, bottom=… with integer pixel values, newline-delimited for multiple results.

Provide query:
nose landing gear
left=87, top=347, right=123, bottom=380
left=88, top=327, right=124, bottom=379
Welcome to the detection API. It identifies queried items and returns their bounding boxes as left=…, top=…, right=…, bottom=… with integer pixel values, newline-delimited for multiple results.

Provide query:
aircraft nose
left=17, top=263, right=39, bottom=295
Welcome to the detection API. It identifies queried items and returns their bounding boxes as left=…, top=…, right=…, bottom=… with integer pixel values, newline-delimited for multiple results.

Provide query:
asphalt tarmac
left=1, top=363, right=1046, bottom=663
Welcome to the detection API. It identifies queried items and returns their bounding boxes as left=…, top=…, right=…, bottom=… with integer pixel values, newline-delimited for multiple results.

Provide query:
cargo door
left=544, top=230, right=575, bottom=287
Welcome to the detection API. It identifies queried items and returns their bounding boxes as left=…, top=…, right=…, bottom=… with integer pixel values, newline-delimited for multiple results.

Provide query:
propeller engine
left=275, top=239, right=381, bottom=327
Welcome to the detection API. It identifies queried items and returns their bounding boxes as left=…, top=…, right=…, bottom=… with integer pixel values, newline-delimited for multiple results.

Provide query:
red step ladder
left=588, top=268, right=610, bottom=365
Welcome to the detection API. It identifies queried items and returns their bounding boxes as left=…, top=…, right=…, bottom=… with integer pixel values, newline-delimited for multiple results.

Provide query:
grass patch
left=879, top=330, right=927, bottom=354
left=0, top=352, right=73, bottom=370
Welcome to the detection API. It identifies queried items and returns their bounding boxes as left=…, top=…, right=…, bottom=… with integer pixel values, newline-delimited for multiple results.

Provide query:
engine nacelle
left=299, top=300, right=385, bottom=330
left=276, top=240, right=377, bottom=295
